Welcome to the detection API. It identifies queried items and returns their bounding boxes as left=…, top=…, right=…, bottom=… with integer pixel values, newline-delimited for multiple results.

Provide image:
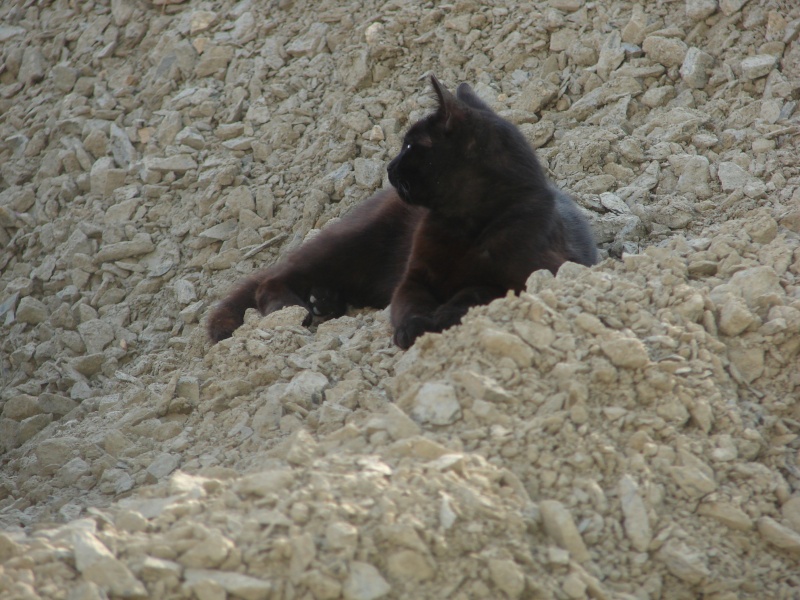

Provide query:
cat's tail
left=206, top=276, right=260, bottom=343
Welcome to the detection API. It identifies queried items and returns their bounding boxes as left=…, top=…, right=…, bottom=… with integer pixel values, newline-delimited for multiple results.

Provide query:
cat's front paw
left=393, top=315, right=436, bottom=349
left=207, top=305, right=243, bottom=343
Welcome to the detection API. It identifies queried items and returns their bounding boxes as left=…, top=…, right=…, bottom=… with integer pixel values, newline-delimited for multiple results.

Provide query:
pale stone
left=387, top=550, right=434, bottom=582
left=35, top=437, right=80, bottom=475
left=289, top=531, right=316, bottom=578
left=642, top=36, right=688, bottom=67
left=116, top=510, right=148, bottom=533
left=596, top=30, right=625, bottom=81
left=190, top=11, right=218, bottom=34
left=73, top=530, right=146, bottom=597
left=718, top=297, right=755, bottom=336
left=674, top=154, right=711, bottom=197
left=600, top=336, right=649, bottom=368
left=452, top=370, right=514, bottom=403
left=562, top=572, right=588, bottom=599
left=720, top=0, right=749, bottom=15
left=2, top=394, right=41, bottom=421
left=0, top=533, right=22, bottom=561
left=622, top=5, right=647, bottom=44
left=513, top=79, right=559, bottom=114
left=680, top=47, right=714, bottom=88
left=90, top=157, right=127, bottom=196
left=729, top=266, right=781, bottom=309
left=284, top=370, right=329, bottom=406
left=286, top=23, right=329, bottom=57
left=343, top=562, right=391, bottom=600
left=619, top=475, right=652, bottom=552
left=236, top=470, right=294, bottom=497
left=304, top=570, right=342, bottom=600
left=286, top=429, right=319, bottom=466
left=657, top=539, right=710, bottom=584
left=757, top=517, right=800, bottom=552
left=185, top=569, right=273, bottom=600
left=698, top=501, right=753, bottom=530
left=670, top=465, right=717, bottom=497
left=16, top=296, right=48, bottom=325
left=686, top=0, right=717, bottom=20
left=199, top=220, right=237, bottom=241
left=513, top=320, right=556, bottom=350
left=717, top=161, right=755, bottom=192
left=140, top=556, right=182, bottom=581
left=539, top=500, right=590, bottom=562
left=180, top=530, right=234, bottom=568
left=740, top=55, right=778, bottom=80
left=94, top=233, right=155, bottom=263
left=480, top=329, right=534, bottom=367
left=145, top=452, right=180, bottom=483
left=381, top=404, right=421, bottom=440
left=194, top=45, right=234, bottom=77
left=779, top=497, right=800, bottom=534
left=488, top=558, right=525, bottom=599
left=143, top=154, right=198, bottom=173
left=353, top=158, right=383, bottom=188
left=411, top=382, right=461, bottom=426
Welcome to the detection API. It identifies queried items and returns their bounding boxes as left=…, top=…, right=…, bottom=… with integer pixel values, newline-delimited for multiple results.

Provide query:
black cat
left=207, top=76, right=597, bottom=348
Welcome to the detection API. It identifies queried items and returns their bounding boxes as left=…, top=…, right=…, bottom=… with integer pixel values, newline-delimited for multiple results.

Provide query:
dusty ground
left=1, top=0, right=800, bottom=598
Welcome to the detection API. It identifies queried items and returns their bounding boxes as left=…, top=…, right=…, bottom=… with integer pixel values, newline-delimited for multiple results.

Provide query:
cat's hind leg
left=207, top=276, right=260, bottom=342
left=207, top=270, right=312, bottom=342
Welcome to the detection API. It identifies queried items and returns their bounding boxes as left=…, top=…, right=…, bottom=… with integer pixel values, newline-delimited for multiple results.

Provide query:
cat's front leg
left=433, top=285, right=504, bottom=329
left=390, top=278, right=440, bottom=349
left=393, top=314, right=438, bottom=349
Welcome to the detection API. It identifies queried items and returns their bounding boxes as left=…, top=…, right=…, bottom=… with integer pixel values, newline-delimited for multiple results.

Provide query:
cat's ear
left=456, top=83, right=492, bottom=112
left=430, top=75, right=467, bottom=131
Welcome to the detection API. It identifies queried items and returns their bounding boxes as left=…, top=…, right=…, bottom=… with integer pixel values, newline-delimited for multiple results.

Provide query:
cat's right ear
left=430, top=75, right=467, bottom=132
left=456, top=83, right=492, bottom=112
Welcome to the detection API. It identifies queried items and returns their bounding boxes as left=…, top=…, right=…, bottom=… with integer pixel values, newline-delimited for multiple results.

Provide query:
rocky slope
left=1, top=0, right=799, bottom=598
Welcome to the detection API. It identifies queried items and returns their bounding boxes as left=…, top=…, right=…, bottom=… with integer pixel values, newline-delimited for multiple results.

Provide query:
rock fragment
left=619, top=475, right=652, bottom=552
left=539, top=500, right=590, bottom=562
left=740, top=55, right=778, bottom=80
left=73, top=530, right=147, bottom=597
left=757, top=517, right=800, bottom=552
left=642, top=36, right=688, bottom=67
left=411, top=382, right=461, bottom=426
left=343, top=562, right=391, bottom=600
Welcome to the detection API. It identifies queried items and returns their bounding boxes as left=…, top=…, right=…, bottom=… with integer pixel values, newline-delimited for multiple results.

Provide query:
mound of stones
left=1, top=0, right=799, bottom=598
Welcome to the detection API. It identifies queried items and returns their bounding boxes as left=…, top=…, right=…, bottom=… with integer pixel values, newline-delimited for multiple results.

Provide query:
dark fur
left=207, top=76, right=597, bottom=348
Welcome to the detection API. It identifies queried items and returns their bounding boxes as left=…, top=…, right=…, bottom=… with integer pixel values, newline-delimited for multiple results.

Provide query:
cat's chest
left=414, top=226, right=496, bottom=282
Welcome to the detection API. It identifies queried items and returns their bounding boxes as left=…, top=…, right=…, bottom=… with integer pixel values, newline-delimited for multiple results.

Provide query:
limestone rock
left=73, top=530, right=147, bottom=597
left=184, top=569, right=274, bottom=600
left=740, top=55, right=778, bottom=80
left=343, top=562, right=391, bottom=600
left=540, top=500, right=590, bottom=562
left=757, top=517, right=800, bottom=552
left=657, top=539, right=710, bottom=584
left=411, top=382, right=461, bottom=426
left=642, top=36, right=688, bottom=67
left=680, top=48, right=714, bottom=88
left=600, top=336, right=648, bottom=368
left=619, top=475, right=652, bottom=552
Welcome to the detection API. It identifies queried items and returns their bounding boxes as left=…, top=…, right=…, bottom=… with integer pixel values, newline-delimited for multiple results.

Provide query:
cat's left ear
left=431, top=75, right=467, bottom=132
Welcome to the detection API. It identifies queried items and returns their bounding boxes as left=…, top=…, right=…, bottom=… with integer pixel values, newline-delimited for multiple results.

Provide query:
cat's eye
left=406, top=143, right=412, bottom=150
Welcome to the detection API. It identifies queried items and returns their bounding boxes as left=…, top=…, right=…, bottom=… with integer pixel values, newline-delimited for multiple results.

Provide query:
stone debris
left=1, top=0, right=799, bottom=598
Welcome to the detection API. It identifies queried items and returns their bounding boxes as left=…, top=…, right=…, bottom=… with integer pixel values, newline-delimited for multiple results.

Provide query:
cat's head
left=387, top=75, right=543, bottom=217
